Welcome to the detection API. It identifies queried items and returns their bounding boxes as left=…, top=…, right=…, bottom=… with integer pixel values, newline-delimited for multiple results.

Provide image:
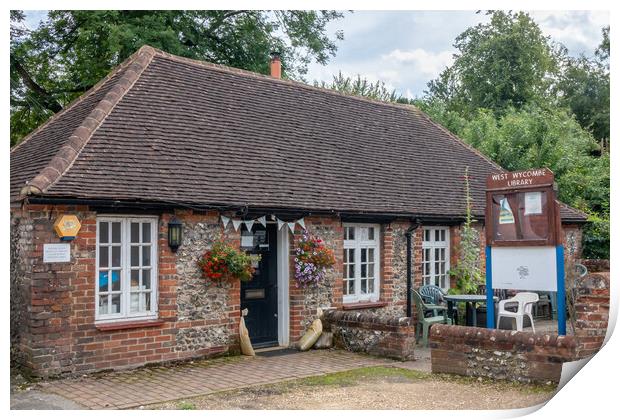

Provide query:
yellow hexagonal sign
left=53, top=215, right=82, bottom=239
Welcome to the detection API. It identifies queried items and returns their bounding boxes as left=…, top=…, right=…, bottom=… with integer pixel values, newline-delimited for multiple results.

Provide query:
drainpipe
left=405, top=219, right=421, bottom=317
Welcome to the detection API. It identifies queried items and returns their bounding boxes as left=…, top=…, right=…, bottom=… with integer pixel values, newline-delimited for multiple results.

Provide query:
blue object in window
left=111, top=271, right=120, bottom=285
left=99, top=272, right=109, bottom=289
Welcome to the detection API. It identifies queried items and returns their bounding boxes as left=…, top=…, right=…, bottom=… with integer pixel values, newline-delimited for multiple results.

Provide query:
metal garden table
left=444, top=294, right=499, bottom=327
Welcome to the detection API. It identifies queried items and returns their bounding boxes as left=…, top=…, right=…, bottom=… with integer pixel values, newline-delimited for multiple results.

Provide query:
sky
left=23, top=10, right=609, bottom=99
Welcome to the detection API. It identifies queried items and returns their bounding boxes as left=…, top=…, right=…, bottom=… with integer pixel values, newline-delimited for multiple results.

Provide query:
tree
left=426, top=11, right=561, bottom=117
left=314, top=71, right=400, bottom=102
left=10, top=10, right=345, bottom=145
left=556, top=26, right=610, bottom=148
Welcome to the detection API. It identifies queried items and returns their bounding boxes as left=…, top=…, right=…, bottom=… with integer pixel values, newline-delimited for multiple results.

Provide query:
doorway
left=241, top=223, right=279, bottom=347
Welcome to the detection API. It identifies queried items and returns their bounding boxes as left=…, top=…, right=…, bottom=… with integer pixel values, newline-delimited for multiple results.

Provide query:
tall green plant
left=449, top=167, right=484, bottom=294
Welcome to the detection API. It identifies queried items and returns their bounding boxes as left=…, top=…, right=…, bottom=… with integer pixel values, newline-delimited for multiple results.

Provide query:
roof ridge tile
left=20, top=45, right=157, bottom=198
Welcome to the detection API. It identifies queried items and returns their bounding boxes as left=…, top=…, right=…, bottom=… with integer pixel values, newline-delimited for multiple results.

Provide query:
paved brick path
left=40, top=349, right=388, bottom=409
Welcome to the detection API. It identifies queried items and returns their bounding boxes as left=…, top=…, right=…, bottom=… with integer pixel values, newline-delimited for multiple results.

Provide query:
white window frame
left=422, top=226, right=451, bottom=291
left=95, top=216, right=159, bottom=323
left=342, top=223, right=381, bottom=304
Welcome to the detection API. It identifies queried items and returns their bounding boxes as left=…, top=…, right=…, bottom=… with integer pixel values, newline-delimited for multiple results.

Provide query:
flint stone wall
left=322, top=309, right=415, bottom=361
left=430, top=325, right=577, bottom=384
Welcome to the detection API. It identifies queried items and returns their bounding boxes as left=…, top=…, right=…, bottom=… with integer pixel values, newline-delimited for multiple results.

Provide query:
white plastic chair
left=497, top=292, right=539, bottom=332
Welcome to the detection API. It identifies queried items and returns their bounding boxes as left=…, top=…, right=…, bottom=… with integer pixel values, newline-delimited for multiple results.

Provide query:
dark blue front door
left=240, top=223, right=278, bottom=347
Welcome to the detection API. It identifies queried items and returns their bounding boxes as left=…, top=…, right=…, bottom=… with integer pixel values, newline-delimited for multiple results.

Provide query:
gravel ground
left=148, top=368, right=556, bottom=410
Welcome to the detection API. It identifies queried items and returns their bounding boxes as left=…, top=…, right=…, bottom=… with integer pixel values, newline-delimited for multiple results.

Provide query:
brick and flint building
left=10, top=46, right=588, bottom=377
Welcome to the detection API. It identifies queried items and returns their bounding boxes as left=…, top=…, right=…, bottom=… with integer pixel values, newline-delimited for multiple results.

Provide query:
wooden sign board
left=485, top=168, right=559, bottom=247
left=486, top=168, right=554, bottom=190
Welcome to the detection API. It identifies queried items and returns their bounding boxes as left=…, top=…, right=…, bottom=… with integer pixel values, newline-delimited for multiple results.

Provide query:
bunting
left=220, top=214, right=307, bottom=234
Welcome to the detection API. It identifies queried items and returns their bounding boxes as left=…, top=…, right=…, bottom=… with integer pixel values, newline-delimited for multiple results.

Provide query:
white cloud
left=382, top=48, right=454, bottom=77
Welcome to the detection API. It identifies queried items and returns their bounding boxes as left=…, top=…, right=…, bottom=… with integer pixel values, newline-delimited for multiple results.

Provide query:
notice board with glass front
left=485, top=168, right=560, bottom=247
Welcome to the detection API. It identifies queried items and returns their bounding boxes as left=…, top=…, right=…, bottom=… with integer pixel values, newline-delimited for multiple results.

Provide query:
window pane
left=131, top=269, right=140, bottom=289
left=99, top=271, right=109, bottom=290
left=361, top=248, right=367, bottom=263
left=368, top=263, right=375, bottom=277
left=343, top=281, right=348, bottom=295
left=424, top=229, right=430, bottom=242
left=435, top=230, right=440, bottom=241
left=361, top=278, right=367, bottom=294
left=361, top=264, right=367, bottom=278
left=368, top=248, right=374, bottom=262
left=131, top=246, right=139, bottom=266
left=111, top=270, right=121, bottom=291
left=131, top=222, right=140, bottom=243
left=142, top=223, right=151, bottom=243
left=99, top=295, right=109, bottom=315
left=343, top=250, right=348, bottom=264
left=112, top=222, right=121, bottom=243
left=142, top=246, right=151, bottom=266
left=349, top=263, right=355, bottom=278
left=143, top=269, right=151, bottom=289
left=145, top=293, right=151, bottom=311
left=368, top=277, right=374, bottom=293
left=111, top=294, right=121, bottom=314
left=99, top=247, right=109, bottom=268
left=348, top=227, right=355, bottom=240
left=99, top=222, right=109, bottom=243
left=111, top=246, right=121, bottom=267
left=130, top=293, right=140, bottom=312
left=368, top=227, right=374, bottom=240
left=348, top=249, right=355, bottom=262
left=435, top=248, right=440, bottom=260
left=348, top=279, right=355, bottom=294
left=440, top=229, right=446, bottom=241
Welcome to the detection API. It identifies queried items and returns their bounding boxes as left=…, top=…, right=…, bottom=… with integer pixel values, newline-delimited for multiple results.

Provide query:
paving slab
left=31, top=349, right=394, bottom=409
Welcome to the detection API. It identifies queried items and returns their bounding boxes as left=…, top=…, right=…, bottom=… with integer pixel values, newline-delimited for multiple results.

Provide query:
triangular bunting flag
left=257, top=216, right=267, bottom=228
left=297, top=218, right=305, bottom=230
left=287, top=222, right=296, bottom=234
left=244, top=220, right=254, bottom=232
left=221, top=215, right=230, bottom=229
left=232, top=219, right=242, bottom=231
left=277, top=218, right=285, bottom=231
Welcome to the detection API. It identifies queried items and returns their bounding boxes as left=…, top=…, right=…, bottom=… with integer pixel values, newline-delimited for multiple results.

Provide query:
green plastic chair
left=412, top=289, right=452, bottom=346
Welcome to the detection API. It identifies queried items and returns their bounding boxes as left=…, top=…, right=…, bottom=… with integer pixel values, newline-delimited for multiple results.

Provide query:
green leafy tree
left=10, top=10, right=345, bottom=145
left=314, top=71, right=400, bottom=102
left=426, top=11, right=561, bottom=117
left=556, top=26, right=610, bottom=147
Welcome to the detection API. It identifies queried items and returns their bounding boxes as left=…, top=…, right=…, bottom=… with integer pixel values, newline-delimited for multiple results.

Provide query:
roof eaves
left=19, top=45, right=157, bottom=198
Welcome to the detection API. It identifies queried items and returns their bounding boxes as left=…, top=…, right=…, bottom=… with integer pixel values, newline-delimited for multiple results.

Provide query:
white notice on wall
left=491, top=246, right=557, bottom=291
left=241, top=234, right=254, bottom=248
left=43, top=243, right=71, bottom=263
left=524, top=191, right=543, bottom=215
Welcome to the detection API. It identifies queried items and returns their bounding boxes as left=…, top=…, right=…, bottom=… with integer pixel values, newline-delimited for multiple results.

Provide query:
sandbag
left=313, top=331, right=333, bottom=349
left=298, top=308, right=323, bottom=351
left=239, top=308, right=255, bottom=356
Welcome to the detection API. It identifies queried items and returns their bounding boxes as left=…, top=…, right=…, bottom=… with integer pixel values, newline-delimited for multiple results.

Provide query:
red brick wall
left=573, top=271, right=610, bottom=358
left=12, top=204, right=241, bottom=377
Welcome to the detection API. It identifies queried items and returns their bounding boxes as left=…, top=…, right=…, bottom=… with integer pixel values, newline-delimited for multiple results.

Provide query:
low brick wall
left=430, top=325, right=577, bottom=384
left=322, top=310, right=415, bottom=361
left=573, top=271, right=610, bottom=358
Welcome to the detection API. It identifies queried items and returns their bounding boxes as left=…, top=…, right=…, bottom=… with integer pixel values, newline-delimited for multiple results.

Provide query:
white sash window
left=343, top=224, right=381, bottom=303
left=422, top=227, right=450, bottom=290
left=96, top=217, right=158, bottom=322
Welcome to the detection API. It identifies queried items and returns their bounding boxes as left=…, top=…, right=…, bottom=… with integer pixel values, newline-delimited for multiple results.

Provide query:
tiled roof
left=10, top=46, right=587, bottom=222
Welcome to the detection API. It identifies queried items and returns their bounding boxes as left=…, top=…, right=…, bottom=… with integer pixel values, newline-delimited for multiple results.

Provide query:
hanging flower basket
left=294, top=230, right=336, bottom=288
left=198, top=240, right=259, bottom=283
